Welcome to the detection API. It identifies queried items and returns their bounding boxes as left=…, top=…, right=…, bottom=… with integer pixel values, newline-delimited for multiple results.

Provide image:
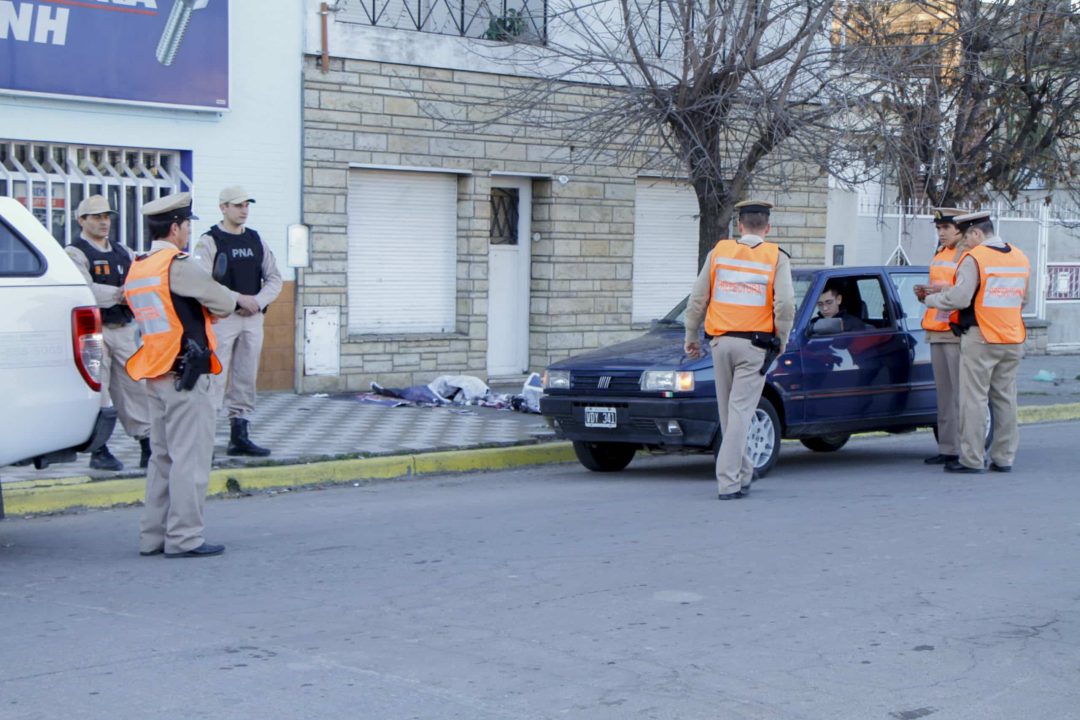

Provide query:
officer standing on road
left=684, top=200, right=795, bottom=500
left=919, top=211, right=1029, bottom=474
left=917, top=208, right=969, bottom=465
left=192, top=186, right=282, bottom=457
left=124, top=192, right=259, bottom=558
left=65, top=195, right=152, bottom=471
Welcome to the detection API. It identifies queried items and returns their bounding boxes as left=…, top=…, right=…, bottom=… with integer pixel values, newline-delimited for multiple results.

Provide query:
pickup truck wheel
left=572, top=441, right=637, bottom=472
left=799, top=433, right=851, bottom=452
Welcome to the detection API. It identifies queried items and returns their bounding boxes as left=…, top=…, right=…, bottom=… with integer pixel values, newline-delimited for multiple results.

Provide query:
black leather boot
left=139, top=437, right=152, bottom=469
left=227, top=418, right=271, bottom=457
left=90, top=444, right=124, bottom=471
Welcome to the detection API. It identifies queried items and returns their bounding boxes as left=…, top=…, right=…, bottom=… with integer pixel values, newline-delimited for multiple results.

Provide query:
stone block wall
left=301, top=55, right=828, bottom=390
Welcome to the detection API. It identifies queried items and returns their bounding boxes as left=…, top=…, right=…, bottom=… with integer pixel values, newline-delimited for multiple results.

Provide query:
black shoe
left=989, top=462, right=1012, bottom=473
left=166, top=542, right=225, bottom=558
left=89, top=444, right=123, bottom=471
left=944, top=460, right=985, bottom=474
left=924, top=453, right=959, bottom=465
left=139, top=547, right=164, bottom=557
left=718, top=490, right=746, bottom=500
left=227, top=418, right=271, bottom=457
left=139, top=437, right=152, bottom=469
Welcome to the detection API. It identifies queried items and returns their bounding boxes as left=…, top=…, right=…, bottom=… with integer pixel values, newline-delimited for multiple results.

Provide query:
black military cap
left=931, top=207, right=966, bottom=225
left=734, top=199, right=773, bottom=215
left=953, top=210, right=991, bottom=232
left=142, top=192, right=198, bottom=224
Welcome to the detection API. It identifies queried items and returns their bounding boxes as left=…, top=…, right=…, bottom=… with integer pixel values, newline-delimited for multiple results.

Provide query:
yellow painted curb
left=1018, top=402, right=1080, bottom=424
left=2, top=442, right=575, bottom=517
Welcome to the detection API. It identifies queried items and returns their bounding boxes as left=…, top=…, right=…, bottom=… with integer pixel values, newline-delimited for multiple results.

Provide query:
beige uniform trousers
left=958, top=327, right=1023, bottom=470
left=711, top=335, right=767, bottom=495
left=139, top=374, right=217, bottom=554
left=101, top=324, right=151, bottom=439
left=929, top=341, right=961, bottom=456
left=212, top=311, right=264, bottom=418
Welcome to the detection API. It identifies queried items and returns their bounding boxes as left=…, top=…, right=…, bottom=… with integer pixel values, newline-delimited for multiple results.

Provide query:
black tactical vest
left=206, top=226, right=264, bottom=296
left=71, top=237, right=134, bottom=325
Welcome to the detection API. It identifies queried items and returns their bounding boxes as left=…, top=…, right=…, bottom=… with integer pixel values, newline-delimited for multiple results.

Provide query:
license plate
left=584, top=406, right=617, bottom=428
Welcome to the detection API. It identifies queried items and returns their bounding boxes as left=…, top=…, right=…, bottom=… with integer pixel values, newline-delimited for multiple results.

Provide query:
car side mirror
left=809, top=317, right=843, bottom=336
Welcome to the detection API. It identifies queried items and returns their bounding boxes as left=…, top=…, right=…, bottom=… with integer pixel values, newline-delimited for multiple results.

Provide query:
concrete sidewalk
left=4, top=353, right=1080, bottom=515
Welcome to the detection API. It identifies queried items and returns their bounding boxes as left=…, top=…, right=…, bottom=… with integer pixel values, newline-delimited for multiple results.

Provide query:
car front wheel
left=572, top=441, right=637, bottom=472
left=799, top=433, right=851, bottom=452
left=715, top=397, right=782, bottom=479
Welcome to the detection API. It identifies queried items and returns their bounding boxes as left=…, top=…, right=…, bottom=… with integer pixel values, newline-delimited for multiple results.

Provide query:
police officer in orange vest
left=684, top=200, right=796, bottom=499
left=916, top=207, right=969, bottom=465
left=919, top=211, right=1030, bottom=474
left=124, top=192, right=260, bottom=558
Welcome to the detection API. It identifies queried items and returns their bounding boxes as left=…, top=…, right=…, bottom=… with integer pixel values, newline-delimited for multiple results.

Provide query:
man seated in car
left=812, top=281, right=868, bottom=333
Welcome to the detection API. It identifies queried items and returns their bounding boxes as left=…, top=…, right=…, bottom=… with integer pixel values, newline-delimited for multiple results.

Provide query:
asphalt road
left=2, top=423, right=1078, bottom=720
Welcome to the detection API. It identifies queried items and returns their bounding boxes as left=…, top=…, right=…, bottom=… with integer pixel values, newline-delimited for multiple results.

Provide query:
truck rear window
left=0, top=220, right=45, bottom=276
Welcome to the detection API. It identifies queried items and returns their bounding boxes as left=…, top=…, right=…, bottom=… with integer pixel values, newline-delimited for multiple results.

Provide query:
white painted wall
left=0, top=0, right=304, bottom=279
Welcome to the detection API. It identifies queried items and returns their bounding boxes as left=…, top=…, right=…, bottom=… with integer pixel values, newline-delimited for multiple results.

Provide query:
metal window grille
left=0, top=141, right=190, bottom=253
left=490, top=187, right=518, bottom=245
left=1047, top=264, right=1080, bottom=301
left=339, top=0, right=548, bottom=43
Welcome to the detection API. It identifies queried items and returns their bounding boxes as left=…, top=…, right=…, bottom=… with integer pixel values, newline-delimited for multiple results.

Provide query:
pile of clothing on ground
left=358, top=373, right=542, bottom=413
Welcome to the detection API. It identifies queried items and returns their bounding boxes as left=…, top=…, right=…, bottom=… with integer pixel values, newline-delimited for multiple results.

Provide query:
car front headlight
left=543, top=369, right=571, bottom=390
left=640, top=370, right=695, bottom=392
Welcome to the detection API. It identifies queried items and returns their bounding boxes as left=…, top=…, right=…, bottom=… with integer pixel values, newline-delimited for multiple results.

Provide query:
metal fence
left=338, top=0, right=548, bottom=42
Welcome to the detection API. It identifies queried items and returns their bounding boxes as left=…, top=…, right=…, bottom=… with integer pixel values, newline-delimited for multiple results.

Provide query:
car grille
left=570, top=372, right=642, bottom=393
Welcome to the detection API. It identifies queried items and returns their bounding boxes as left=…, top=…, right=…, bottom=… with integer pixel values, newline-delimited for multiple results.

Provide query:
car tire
left=714, top=397, right=782, bottom=479
left=572, top=441, right=637, bottom=472
left=799, top=433, right=851, bottom=452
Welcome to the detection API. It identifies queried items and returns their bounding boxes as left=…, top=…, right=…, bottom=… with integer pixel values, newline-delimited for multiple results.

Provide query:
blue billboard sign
left=0, top=0, right=228, bottom=110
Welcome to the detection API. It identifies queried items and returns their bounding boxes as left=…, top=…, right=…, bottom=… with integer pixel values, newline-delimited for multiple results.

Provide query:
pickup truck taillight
left=72, top=306, right=105, bottom=392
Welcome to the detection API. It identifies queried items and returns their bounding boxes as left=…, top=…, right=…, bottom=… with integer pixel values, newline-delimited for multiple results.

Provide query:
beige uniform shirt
left=142, top=240, right=239, bottom=318
left=684, top=235, right=796, bottom=353
left=192, top=227, right=283, bottom=310
left=924, top=237, right=1030, bottom=313
left=64, top=235, right=136, bottom=311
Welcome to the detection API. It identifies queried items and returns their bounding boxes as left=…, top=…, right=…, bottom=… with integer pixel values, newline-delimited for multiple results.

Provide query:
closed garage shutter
left=632, top=179, right=700, bottom=323
left=347, top=169, right=457, bottom=334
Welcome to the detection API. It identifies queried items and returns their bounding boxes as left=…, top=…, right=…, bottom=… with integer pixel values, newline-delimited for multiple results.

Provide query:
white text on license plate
left=584, top=406, right=617, bottom=428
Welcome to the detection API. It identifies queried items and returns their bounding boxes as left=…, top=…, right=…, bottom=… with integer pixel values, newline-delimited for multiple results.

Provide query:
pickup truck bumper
left=540, top=395, right=717, bottom=449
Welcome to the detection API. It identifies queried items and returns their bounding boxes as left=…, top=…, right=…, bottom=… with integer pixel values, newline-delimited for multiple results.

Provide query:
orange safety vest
left=704, top=239, right=779, bottom=337
left=921, top=246, right=961, bottom=332
left=124, top=246, right=222, bottom=381
left=958, top=244, right=1030, bottom=344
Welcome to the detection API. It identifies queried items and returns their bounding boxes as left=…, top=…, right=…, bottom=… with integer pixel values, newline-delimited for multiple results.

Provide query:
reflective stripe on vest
left=124, top=247, right=221, bottom=380
left=921, top=247, right=960, bottom=332
left=961, top=244, right=1030, bottom=344
left=704, top=239, right=779, bottom=336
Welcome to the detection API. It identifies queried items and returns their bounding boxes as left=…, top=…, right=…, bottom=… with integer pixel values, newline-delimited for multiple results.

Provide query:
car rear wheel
left=572, top=441, right=637, bottom=472
left=714, top=397, right=781, bottom=479
left=799, top=433, right=851, bottom=452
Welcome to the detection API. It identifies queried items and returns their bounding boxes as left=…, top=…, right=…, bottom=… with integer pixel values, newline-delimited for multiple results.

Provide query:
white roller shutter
left=633, top=179, right=700, bottom=323
left=347, top=169, right=457, bottom=334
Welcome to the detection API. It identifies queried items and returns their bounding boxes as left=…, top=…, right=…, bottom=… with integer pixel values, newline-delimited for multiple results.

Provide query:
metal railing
left=339, top=0, right=548, bottom=43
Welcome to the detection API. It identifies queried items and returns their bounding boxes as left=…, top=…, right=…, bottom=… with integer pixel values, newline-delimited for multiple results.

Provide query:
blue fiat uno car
left=541, top=266, right=940, bottom=477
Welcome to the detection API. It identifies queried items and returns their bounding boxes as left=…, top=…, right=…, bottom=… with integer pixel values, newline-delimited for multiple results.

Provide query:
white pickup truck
left=0, top=196, right=116, bottom=518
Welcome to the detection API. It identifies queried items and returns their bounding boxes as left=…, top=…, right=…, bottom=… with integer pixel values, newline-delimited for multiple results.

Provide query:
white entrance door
left=487, top=177, right=532, bottom=377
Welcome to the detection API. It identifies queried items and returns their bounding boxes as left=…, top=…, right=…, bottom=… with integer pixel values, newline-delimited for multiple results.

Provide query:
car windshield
left=660, top=271, right=817, bottom=327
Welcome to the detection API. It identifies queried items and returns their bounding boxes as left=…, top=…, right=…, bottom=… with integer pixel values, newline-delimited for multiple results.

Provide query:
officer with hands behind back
left=65, top=195, right=152, bottom=471
left=192, top=186, right=282, bottom=457
left=918, top=211, right=1029, bottom=475
left=684, top=200, right=796, bottom=500
left=915, top=208, right=969, bottom=466
left=124, top=192, right=258, bottom=558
